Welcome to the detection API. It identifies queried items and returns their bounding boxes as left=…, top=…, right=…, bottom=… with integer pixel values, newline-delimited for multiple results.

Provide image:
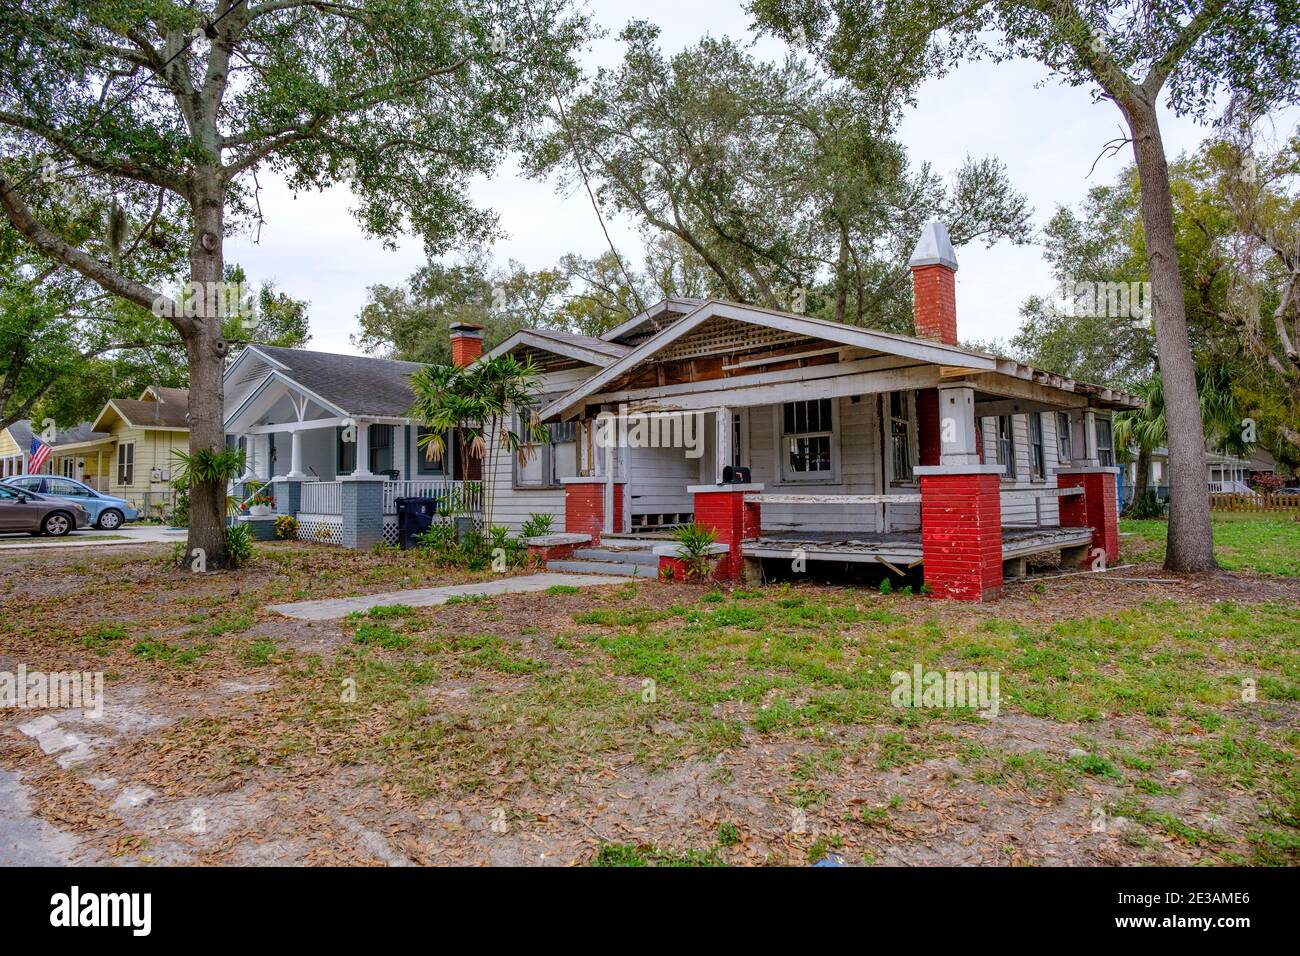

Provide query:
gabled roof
left=243, top=345, right=425, bottom=418
left=540, top=298, right=1142, bottom=421
left=3, top=419, right=34, bottom=449
left=483, top=328, right=630, bottom=368
left=600, top=297, right=706, bottom=346
left=95, top=398, right=190, bottom=430
left=540, top=299, right=995, bottom=421
left=142, top=385, right=190, bottom=406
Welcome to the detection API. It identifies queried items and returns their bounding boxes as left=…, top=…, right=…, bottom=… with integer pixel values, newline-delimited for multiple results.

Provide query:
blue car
left=1, top=476, right=139, bottom=530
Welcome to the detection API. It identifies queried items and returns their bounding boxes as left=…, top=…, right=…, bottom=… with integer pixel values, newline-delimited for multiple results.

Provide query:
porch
left=276, top=477, right=484, bottom=547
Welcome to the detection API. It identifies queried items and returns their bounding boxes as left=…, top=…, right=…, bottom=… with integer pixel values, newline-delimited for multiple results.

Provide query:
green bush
left=226, top=522, right=254, bottom=569
left=413, top=521, right=527, bottom=571
left=671, top=523, right=719, bottom=581
left=1124, top=490, right=1167, bottom=519
left=521, top=512, right=554, bottom=538
left=274, top=514, right=298, bottom=540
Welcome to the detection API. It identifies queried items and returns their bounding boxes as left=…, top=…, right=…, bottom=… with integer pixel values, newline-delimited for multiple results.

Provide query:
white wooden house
left=230, top=223, right=1137, bottom=600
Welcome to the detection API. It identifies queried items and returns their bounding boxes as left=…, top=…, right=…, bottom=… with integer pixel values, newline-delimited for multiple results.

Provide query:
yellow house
left=44, top=387, right=191, bottom=517
left=0, top=420, right=36, bottom=476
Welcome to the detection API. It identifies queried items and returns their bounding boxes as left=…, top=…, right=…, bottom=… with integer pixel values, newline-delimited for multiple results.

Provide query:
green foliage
left=531, top=21, right=1031, bottom=331
left=521, top=512, right=555, bottom=538
left=274, top=514, right=298, bottom=540
left=671, top=523, right=719, bottom=580
left=413, top=523, right=527, bottom=571
left=225, top=522, right=254, bottom=570
left=1125, top=491, right=1168, bottom=519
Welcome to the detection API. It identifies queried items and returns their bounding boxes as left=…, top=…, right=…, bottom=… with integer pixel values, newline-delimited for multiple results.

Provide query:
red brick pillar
left=916, top=466, right=1003, bottom=601
left=690, top=484, right=762, bottom=580
left=1056, top=468, right=1119, bottom=568
left=562, top=478, right=624, bottom=545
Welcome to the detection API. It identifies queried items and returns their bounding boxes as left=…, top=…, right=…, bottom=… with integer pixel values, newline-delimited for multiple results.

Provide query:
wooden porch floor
left=742, top=526, right=1094, bottom=566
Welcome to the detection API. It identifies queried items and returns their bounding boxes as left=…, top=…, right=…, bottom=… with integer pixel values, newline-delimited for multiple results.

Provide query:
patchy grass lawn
left=1, top=535, right=1297, bottom=866
left=1122, top=512, right=1300, bottom=576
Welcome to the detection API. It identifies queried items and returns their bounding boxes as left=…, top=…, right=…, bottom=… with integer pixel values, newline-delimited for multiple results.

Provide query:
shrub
left=521, top=512, right=554, bottom=538
left=1124, top=490, right=1167, bottom=519
left=671, top=523, right=719, bottom=581
left=226, top=522, right=254, bottom=569
left=274, top=514, right=298, bottom=540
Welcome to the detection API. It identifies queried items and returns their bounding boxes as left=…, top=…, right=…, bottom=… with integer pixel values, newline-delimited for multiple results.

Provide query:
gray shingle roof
left=54, top=422, right=109, bottom=445
left=6, top=419, right=34, bottom=449
left=254, top=346, right=425, bottom=417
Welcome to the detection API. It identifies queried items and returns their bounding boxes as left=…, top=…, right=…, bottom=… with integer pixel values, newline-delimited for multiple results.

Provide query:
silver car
left=0, top=484, right=92, bottom=536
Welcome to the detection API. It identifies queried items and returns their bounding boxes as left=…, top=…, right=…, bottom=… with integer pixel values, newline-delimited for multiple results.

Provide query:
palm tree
left=407, top=355, right=549, bottom=529
left=1114, top=364, right=1245, bottom=511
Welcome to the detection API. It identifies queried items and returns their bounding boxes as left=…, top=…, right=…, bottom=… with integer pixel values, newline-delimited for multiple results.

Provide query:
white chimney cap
left=909, top=222, right=958, bottom=271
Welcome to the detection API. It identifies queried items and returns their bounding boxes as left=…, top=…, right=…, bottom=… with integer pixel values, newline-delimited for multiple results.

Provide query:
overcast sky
left=224, top=1, right=1293, bottom=356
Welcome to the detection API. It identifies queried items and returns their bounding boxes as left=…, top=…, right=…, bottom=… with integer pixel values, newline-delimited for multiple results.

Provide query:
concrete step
left=546, top=559, right=658, bottom=578
left=574, top=547, right=659, bottom=566
left=596, top=536, right=663, bottom=551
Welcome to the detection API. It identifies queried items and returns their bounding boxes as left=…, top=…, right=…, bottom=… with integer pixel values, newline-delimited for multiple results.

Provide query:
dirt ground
left=1, top=539, right=1296, bottom=866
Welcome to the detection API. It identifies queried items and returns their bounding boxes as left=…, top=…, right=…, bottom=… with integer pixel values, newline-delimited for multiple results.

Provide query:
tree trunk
left=1125, top=101, right=1217, bottom=571
left=184, top=181, right=231, bottom=569
left=1134, top=445, right=1151, bottom=504
left=834, top=218, right=849, bottom=324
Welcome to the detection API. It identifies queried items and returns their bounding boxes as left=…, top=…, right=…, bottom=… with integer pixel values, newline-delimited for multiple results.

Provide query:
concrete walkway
left=266, top=572, right=632, bottom=621
left=0, top=525, right=185, bottom=551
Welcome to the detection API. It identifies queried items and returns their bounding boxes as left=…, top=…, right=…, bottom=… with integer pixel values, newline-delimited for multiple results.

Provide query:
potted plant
left=244, top=490, right=274, bottom=517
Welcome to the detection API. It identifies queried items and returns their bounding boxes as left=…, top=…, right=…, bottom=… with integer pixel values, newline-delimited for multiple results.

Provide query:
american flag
left=29, top=437, right=51, bottom=473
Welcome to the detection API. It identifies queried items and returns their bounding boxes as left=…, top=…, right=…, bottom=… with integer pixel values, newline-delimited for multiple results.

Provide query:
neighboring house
left=1119, top=445, right=1170, bottom=507
left=236, top=222, right=1140, bottom=602
left=0, top=420, right=35, bottom=477
left=39, top=386, right=191, bottom=516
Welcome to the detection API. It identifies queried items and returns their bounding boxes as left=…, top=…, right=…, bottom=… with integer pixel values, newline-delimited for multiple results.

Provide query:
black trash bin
left=395, top=496, right=439, bottom=549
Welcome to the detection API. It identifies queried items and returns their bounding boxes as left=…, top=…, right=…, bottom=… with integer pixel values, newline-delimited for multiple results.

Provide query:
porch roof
left=482, top=328, right=630, bottom=369
left=233, top=345, right=425, bottom=419
left=538, top=298, right=1142, bottom=421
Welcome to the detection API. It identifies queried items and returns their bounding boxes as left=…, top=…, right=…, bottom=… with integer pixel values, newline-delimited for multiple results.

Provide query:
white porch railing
left=383, top=479, right=483, bottom=515
left=1209, top=479, right=1254, bottom=495
left=301, top=481, right=343, bottom=515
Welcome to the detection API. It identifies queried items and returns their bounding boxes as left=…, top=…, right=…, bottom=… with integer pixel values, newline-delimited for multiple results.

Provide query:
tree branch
left=0, top=169, right=178, bottom=321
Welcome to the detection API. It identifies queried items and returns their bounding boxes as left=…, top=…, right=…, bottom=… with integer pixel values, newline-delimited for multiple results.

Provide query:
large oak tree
left=748, top=0, right=1299, bottom=570
left=0, top=0, right=584, bottom=566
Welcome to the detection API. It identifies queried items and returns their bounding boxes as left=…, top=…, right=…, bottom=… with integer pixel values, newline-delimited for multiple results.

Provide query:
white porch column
left=240, top=433, right=257, bottom=480
left=937, top=386, right=981, bottom=466
left=715, top=405, right=732, bottom=482
left=352, top=421, right=372, bottom=476
left=288, top=429, right=306, bottom=478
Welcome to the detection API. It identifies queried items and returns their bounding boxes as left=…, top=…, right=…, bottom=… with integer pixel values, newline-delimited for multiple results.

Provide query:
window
left=1056, top=411, right=1072, bottom=463
left=336, top=427, right=356, bottom=475
left=513, top=407, right=579, bottom=489
left=995, top=416, right=1016, bottom=479
left=1096, top=418, right=1114, bottom=467
left=888, top=392, right=913, bottom=483
left=47, top=478, right=90, bottom=497
left=1028, top=414, right=1046, bottom=479
left=731, top=413, right=744, bottom=470
left=415, top=427, right=450, bottom=476
left=62, top=458, right=76, bottom=478
left=781, top=398, right=834, bottom=480
left=117, top=442, right=134, bottom=485
left=369, top=424, right=393, bottom=475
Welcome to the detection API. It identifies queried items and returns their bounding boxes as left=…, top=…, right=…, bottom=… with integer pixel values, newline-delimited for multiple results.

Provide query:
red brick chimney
left=910, top=223, right=959, bottom=466
left=909, top=222, right=959, bottom=346
left=449, top=322, right=484, bottom=367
